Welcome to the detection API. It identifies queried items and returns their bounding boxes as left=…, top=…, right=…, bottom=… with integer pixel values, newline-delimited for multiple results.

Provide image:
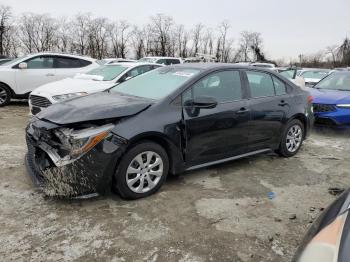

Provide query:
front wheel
left=113, top=141, right=169, bottom=200
left=277, top=119, right=304, bottom=157
left=0, top=84, right=11, bottom=107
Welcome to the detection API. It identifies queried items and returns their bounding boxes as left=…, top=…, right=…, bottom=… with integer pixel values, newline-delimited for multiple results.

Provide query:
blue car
left=306, top=72, right=350, bottom=126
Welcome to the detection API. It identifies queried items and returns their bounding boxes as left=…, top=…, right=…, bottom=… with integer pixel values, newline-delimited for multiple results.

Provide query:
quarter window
left=273, top=76, right=287, bottom=95
left=246, top=71, right=275, bottom=98
left=184, top=70, right=242, bottom=103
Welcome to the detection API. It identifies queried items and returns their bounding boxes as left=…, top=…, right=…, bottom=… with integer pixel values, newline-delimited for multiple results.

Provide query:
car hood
left=32, top=78, right=115, bottom=96
left=37, top=91, right=154, bottom=125
left=305, top=87, right=350, bottom=104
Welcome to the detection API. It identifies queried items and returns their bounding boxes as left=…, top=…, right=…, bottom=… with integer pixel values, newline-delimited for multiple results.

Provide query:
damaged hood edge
left=37, top=92, right=154, bottom=125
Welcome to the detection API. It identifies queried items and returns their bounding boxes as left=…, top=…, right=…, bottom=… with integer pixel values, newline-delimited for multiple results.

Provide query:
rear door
left=244, top=70, right=291, bottom=149
left=183, top=70, right=250, bottom=166
left=54, top=56, right=93, bottom=80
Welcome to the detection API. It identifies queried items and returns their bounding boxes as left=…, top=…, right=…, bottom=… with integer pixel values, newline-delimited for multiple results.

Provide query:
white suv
left=0, top=53, right=99, bottom=106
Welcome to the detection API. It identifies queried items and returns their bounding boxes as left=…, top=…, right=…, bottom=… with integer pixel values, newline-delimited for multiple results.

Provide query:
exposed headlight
left=336, top=104, right=350, bottom=108
left=52, top=92, right=88, bottom=101
left=54, top=124, right=114, bottom=159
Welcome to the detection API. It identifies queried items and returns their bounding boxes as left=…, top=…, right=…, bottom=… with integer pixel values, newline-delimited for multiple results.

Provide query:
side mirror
left=18, top=62, right=27, bottom=69
left=192, top=96, right=218, bottom=109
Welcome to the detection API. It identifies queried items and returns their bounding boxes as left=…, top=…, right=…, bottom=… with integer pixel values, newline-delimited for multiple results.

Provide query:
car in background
left=278, top=67, right=306, bottom=88
left=250, top=62, right=276, bottom=69
left=0, top=58, right=12, bottom=65
left=25, top=64, right=313, bottom=199
left=138, top=56, right=182, bottom=65
left=298, top=69, right=330, bottom=87
left=0, top=52, right=100, bottom=107
left=98, top=58, right=136, bottom=65
left=306, top=71, right=350, bottom=126
left=293, top=189, right=350, bottom=262
left=29, top=62, right=162, bottom=115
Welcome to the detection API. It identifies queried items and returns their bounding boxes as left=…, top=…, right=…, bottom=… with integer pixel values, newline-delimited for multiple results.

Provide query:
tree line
left=0, top=5, right=267, bottom=63
left=0, top=4, right=349, bottom=67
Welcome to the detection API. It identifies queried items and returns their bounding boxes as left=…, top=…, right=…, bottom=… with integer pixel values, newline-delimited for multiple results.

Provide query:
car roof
left=27, top=52, right=97, bottom=62
left=168, top=63, right=279, bottom=72
left=106, top=62, right=163, bottom=68
left=142, top=56, right=181, bottom=60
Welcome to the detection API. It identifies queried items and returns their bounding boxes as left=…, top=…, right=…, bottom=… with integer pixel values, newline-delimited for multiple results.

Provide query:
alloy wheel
left=126, top=151, right=164, bottom=193
left=286, top=124, right=303, bottom=153
left=0, top=86, right=8, bottom=105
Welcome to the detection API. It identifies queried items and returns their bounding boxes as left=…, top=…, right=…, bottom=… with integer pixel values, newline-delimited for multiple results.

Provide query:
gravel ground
left=0, top=101, right=349, bottom=262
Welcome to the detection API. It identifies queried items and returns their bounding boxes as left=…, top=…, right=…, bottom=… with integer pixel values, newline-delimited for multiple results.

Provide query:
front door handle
left=236, top=107, right=249, bottom=114
left=278, top=100, right=289, bottom=106
left=46, top=73, right=55, bottom=77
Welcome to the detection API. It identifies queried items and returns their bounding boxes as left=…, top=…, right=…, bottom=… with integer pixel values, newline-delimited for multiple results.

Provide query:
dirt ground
left=0, top=101, right=349, bottom=262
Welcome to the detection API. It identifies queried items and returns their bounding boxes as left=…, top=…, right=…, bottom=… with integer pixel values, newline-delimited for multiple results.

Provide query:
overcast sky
left=2, top=0, right=350, bottom=60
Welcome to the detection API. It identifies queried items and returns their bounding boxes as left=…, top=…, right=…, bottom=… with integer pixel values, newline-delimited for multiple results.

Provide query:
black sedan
left=25, top=64, right=314, bottom=199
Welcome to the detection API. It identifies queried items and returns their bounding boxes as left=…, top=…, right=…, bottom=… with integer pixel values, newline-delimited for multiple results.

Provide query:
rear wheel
left=277, top=119, right=304, bottom=157
left=0, top=84, right=11, bottom=107
left=113, top=141, right=169, bottom=200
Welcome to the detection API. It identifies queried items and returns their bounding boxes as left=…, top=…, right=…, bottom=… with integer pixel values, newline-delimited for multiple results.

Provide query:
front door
left=15, top=55, right=56, bottom=94
left=182, top=70, right=250, bottom=166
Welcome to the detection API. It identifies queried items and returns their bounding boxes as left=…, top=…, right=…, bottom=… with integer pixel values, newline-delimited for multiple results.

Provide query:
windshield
left=139, top=57, right=157, bottom=63
left=110, top=67, right=201, bottom=99
left=1, top=55, right=29, bottom=66
left=86, top=65, right=128, bottom=81
left=315, top=73, right=350, bottom=91
left=280, top=70, right=296, bottom=79
left=301, top=71, right=328, bottom=80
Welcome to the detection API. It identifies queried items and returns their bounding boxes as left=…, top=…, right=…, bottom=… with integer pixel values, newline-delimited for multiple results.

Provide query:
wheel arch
left=0, top=81, right=14, bottom=98
left=127, top=132, right=185, bottom=175
left=289, top=113, right=308, bottom=138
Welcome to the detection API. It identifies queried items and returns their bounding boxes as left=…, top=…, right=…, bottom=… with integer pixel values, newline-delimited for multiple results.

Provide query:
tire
left=0, top=84, right=11, bottom=107
left=113, top=141, right=169, bottom=200
left=277, top=119, right=304, bottom=157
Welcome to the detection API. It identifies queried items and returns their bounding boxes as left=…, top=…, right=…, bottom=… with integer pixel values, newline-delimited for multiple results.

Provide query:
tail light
left=307, top=96, right=313, bottom=103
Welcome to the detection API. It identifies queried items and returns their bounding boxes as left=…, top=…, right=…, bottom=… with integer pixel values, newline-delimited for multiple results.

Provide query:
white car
left=298, top=69, right=330, bottom=87
left=29, top=62, right=162, bottom=115
left=250, top=62, right=276, bottom=69
left=99, top=58, right=136, bottom=65
left=0, top=53, right=99, bottom=106
left=138, top=57, right=182, bottom=65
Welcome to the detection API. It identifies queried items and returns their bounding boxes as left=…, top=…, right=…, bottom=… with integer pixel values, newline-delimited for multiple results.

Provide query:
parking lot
left=0, top=102, right=350, bottom=262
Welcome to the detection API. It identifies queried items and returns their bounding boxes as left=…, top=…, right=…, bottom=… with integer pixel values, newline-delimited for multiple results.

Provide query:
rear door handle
left=278, top=100, right=289, bottom=106
left=236, top=107, right=249, bottom=114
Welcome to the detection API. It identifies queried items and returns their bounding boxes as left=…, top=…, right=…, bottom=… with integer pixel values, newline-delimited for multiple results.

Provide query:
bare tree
left=191, top=23, right=204, bottom=56
left=71, top=13, right=92, bottom=55
left=0, top=5, right=12, bottom=56
left=149, top=14, right=174, bottom=56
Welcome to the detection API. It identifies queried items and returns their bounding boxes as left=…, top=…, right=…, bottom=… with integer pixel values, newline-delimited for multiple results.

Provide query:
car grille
left=30, top=95, right=52, bottom=108
left=313, top=103, right=336, bottom=113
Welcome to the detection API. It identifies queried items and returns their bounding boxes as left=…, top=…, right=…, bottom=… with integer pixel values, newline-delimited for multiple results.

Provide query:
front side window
left=246, top=71, right=275, bottom=98
left=167, top=59, right=180, bottom=65
left=86, top=65, right=128, bottom=81
left=26, top=56, right=54, bottom=69
left=183, top=71, right=242, bottom=104
left=111, top=67, right=201, bottom=100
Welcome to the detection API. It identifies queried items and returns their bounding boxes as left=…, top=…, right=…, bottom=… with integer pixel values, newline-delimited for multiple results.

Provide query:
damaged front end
left=25, top=117, right=128, bottom=198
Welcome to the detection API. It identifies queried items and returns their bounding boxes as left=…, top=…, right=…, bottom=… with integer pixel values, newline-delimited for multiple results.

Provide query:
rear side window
left=184, top=70, right=242, bottom=103
left=272, top=76, right=287, bottom=95
left=55, top=57, right=91, bottom=68
left=246, top=71, right=275, bottom=98
left=167, top=59, right=180, bottom=65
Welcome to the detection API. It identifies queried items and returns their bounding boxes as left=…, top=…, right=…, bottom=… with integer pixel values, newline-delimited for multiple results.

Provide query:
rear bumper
left=25, top=132, right=127, bottom=198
